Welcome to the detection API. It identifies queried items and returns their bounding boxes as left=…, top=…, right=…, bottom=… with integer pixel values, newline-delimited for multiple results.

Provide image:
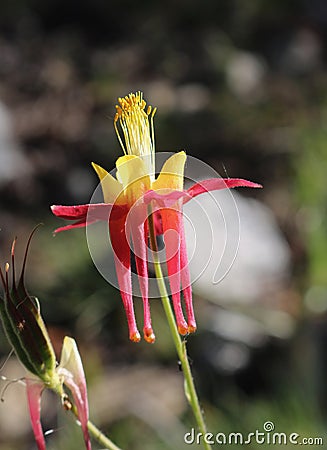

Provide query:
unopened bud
left=0, top=227, right=56, bottom=383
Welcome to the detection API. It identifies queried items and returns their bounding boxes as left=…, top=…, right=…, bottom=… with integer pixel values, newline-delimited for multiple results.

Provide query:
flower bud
left=0, top=228, right=56, bottom=383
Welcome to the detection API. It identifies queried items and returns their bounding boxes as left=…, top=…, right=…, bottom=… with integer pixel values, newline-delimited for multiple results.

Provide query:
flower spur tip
left=188, top=324, right=197, bottom=334
left=144, top=328, right=156, bottom=344
left=178, top=323, right=189, bottom=336
left=130, top=331, right=141, bottom=343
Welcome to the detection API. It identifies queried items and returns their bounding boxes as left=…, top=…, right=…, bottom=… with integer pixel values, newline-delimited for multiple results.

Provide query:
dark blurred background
left=0, top=0, right=326, bottom=449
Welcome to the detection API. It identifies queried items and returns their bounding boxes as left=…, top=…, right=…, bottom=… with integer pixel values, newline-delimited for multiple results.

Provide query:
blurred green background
left=0, top=0, right=327, bottom=448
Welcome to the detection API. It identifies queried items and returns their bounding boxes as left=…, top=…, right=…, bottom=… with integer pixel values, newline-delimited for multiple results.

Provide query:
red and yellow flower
left=52, top=92, right=261, bottom=344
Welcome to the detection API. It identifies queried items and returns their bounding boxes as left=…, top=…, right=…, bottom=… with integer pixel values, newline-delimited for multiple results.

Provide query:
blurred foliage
left=294, top=125, right=327, bottom=286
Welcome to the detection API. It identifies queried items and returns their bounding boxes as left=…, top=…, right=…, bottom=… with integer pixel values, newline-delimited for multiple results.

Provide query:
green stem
left=148, top=211, right=212, bottom=450
left=87, top=419, right=122, bottom=450
left=70, top=404, right=123, bottom=450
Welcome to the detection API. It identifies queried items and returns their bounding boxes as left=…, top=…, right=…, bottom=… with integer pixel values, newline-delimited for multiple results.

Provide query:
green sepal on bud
left=0, top=227, right=56, bottom=383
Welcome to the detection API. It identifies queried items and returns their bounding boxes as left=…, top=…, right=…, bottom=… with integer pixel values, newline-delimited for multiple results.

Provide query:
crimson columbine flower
left=51, top=92, right=261, bottom=344
left=0, top=232, right=91, bottom=450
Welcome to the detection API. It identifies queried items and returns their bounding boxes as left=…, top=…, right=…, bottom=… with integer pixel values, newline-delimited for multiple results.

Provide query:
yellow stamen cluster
left=114, top=92, right=157, bottom=176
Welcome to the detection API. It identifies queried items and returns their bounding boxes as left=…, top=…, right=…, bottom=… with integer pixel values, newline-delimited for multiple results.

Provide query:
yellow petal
left=152, top=151, right=186, bottom=191
left=116, top=155, right=151, bottom=204
left=92, top=162, right=124, bottom=204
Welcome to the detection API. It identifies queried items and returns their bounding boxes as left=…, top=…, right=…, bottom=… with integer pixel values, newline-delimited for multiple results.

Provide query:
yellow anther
left=113, top=91, right=156, bottom=178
